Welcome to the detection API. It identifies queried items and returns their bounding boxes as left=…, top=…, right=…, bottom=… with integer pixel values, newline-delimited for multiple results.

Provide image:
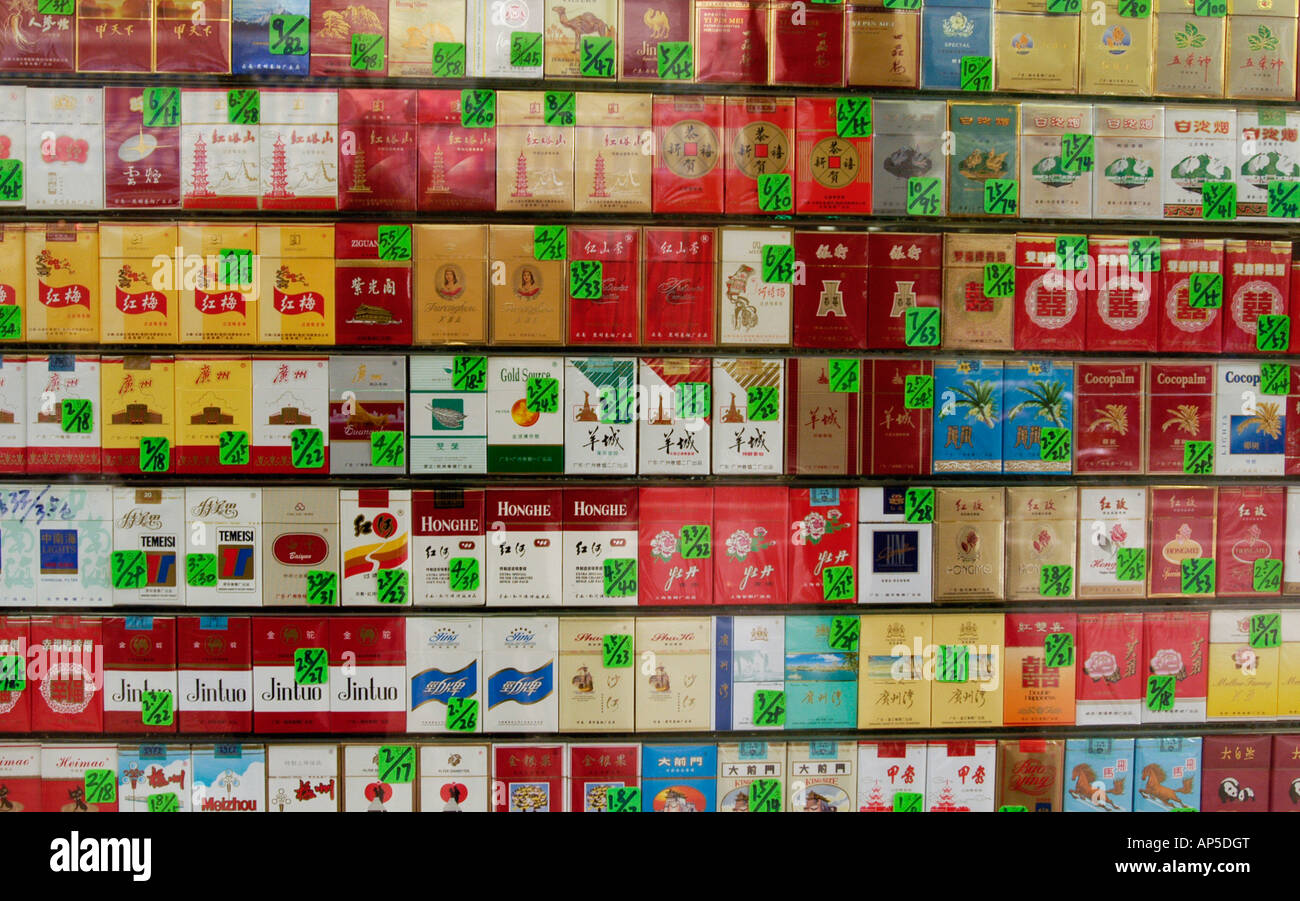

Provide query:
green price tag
left=370, top=431, right=405, bottom=468
left=570, top=260, right=604, bottom=299
left=305, top=570, right=338, bottom=606
left=350, top=33, right=384, bottom=70
left=290, top=428, right=324, bottom=469
left=904, top=307, right=940, bottom=346
left=894, top=792, right=924, bottom=812
left=1045, top=0, right=1081, bottom=11
left=836, top=97, right=873, bottom=138
left=936, top=645, right=969, bottom=683
left=1055, top=235, right=1089, bottom=270
left=752, top=690, right=786, bottom=727
left=1261, top=363, right=1290, bottom=396
left=906, top=177, right=942, bottom=216
left=1188, top=272, right=1222, bottom=309
left=377, top=745, right=415, bottom=784
left=1253, top=559, right=1283, bottom=595
left=449, top=557, right=480, bottom=593
left=828, top=616, right=860, bottom=652
left=1257, top=314, right=1290, bottom=352
left=607, top=786, right=641, bottom=812
left=377, top=225, right=412, bottom=261
left=144, top=87, right=180, bottom=128
left=983, top=179, right=1018, bottom=215
left=37, top=0, right=73, bottom=13
left=1180, top=557, right=1215, bottom=595
left=904, top=374, right=934, bottom=409
left=828, top=359, right=860, bottom=393
left=749, top=779, right=781, bottom=812
left=1183, top=439, right=1213, bottom=475
left=218, top=248, right=253, bottom=286
left=452, top=355, right=487, bottom=392
left=959, top=55, right=992, bottom=91
left=139, top=437, right=170, bottom=473
left=905, top=488, right=934, bottom=524
left=679, top=524, right=711, bottom=559
left=268, top=14, right=309, bottom=54
left=657, top=41, right=693, bottom=79
left=61, top=398, right=92, bottom=434
left=675, top=382, right=710, bottom=419
left=0, top=305, right=20, bottom=339
left=227, top=89, right=259, bottom=126
left=1044, top=632, right=1074, bottom=667
left=1193, top=0, right=1226, bottom=15
left=998, top=805, right=1029, bottom=812
left=758, top=173, right=793, bottom=212
left=510, top=31, right=543, bottom=67
left=432, top=42, right=466, bottom=77
left=525, top=376, right=559, bottom=413
left=544, top=91, right=576, bottom=126
left=293, top=647, right=327, bottom=685
left=602, top=633, right=633, bottom=668
left=534, top=225, right=566, bottom=261
left=746, top=385, right=778, bottom=421
left=1118, top=0, right=1151, bottom=15
left=446, top=697, right=478, bottom=732
left=0, top=654, right=25, bottom=691
left=141, top=690, right=173, bottom=727
left=761, top=244, right=794, bottom=283
left=460, top=89, right=495, bottom=128
left=1128, top=237, right=1160, bottom=272
left=1201, top=181, right=1235, bottom=220
left=1268, top=180, right=1300, bottom=217
left=1146, top=674, right=1175, bottom=712
left=147, top=792, right=180, bottom=813
left=1250, top=612, right=1281, bottom=647
left=185, top=553, right=217, bottom=588
left=1040, top=564, right=1073, bottom=597
left=1116, top=547, right=1145, bottom=582
left=580, top=34, right=616, bottom=77
left=1060, top=133, right=1094, bottom=173
left=377, top=568, right=409, bottom=605
left=883, top=0, right=922, bottom=7
left=1040, top=427, right=1071, bottom=463
left=822, top=566, right=855, bottom=601
left=111, top=550, right=147, bottom=590
left=84, top=770, right=117, bottom=805
left=603, top=558, right=637, bottom=597
left=218, top=430, right=249, bottom=466
left=983, top=262, right=1014, bottom=298
left=0, top=159, right=23, bottom=203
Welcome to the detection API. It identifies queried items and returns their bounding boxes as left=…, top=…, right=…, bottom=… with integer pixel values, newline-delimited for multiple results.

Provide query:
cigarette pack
left=1149, top=486, right=1217, bottom=598
left=793, top=232, right=868, bottom=351
left=570, top=743, right=640, bottom=812
left=717, top=741, right=785, bottom=812
left=620, top=0, right=690, bottom=79
left=1077, top=487, right=1146, bottom=599
left=1093, top=105, right=1163, bottom=219
left=176, top=615, right=252, bottom=733
left=714, top=615, right=785, bottom=730
left=183, top=488, right=261, bottom=607
left=1074, top=364, right=1145, bottom=474
left=1155, top=10, right=1225, bottom=97
left=0, top=617, right=29, bottom=732
left=562, top=488, right=638, bottom=606
left=406, top=617, right=481, bottom=733
left=993, top=4, right=1079, bottom=94
left=694, top=0, right=768, bottom=84
left=259, top=91, right=337, bottom=210
left=250, top=358, right=331, bottom=475
left=1062, top=738, right=1135, bottom=812
left=871, top=101, right=947, bottom=214
left=1227, top=14, right=1297, bottom=99
left=1201, top=735, right=1269, bottom=811
left=76, top=0, right=152, bottom=71
left=1224, top=239, right=1290, bottom=353
left=102, top=618, right=177, bottom=735
left=1002, top=360, right=1072, bottom=474
left=864, top=235, right=939, bottom=351
left=651, top=96, right=725, bottom=214
left=470, top=0, right=544, bottom=77
left=857, top=613, right=933, bottom=729
left=933, top=359, right=1003, bottom=474
left=266, top=745, right=338, bottom=812
left=638, top=486, right=713, bottom=606
left=771, top=0, right=843, bottom=84
left=419, top=744, right=489, bottom=812
left=1163, top=105, right=1237, bottom=219
left=641, top=743, right=716, bottom=811
left=1084, top=237, right=1157, bottom=352
left=559, top=617, right=635, bottom=731
left=328, top=354, right=406, bottom=475
left=192, top=744, right=264, bottom=812
left=567, top=232, right=641, bottom=346
left=942, top=233, right=1015, bottom=351
left=1237, top=110, right=1300, bottom=218
left=310, top=0, right=388, bottom=75
left=863, top=359, right=933, bottom=475
left=643, top=230, right=715, bottom=346
left=416, top=93, right=495, bottom=213
left=26, top=354, right=101, bottom=475
left=176, top=224, right=258, bottom=342
left=1079, top=1, right=1153, bottom=95
left=124, top=747, right=196, bottom=815
left=337, top=90, right=417, bottom=212
left=253, top=616, right=331, bottom=733
left=635, top=616, right=711, bottom=731
left=174, top=355, right=252, bottom=475
left=858, top=488, right=932, bottom=605
left=485, top=488, right=562, bottom=605
left=1207, top=609, right=1278, bottom=720
left=788, top=741, right=856, bottom=811
left=787, top=489, right=857, bottom=603
left=492, top=744, right=566, bottom=812
left=484, top=617, right=558, bottom=733
left=0, top=3, right=72, bottom=71
left=487, top=225, right=564, bottom=345
left=0, top=490, right=40, bottom=605
left=723, top=97, right=795, bottom=215
left=0, top=357, right=23, bottom=474
left=102, top=88, right=180, bottom=209
left=101, top=355, right=175, bottom=475
left=30, top=616, right=103, bottom=733
left=112, top=488, right=184, bottom=606
left=413, top=225, right=488, bottom=345
left=0, top=744, right=38, bottom=811
left=996, top=739, right=1063, bottom=811
left=1019, top=103, right=1093, bottom=219
left=1216, top=363, right=1285, bottom=475
left=1005, top=486, right=1077, bottom=601
left=1133, top=737, right=1201, bottom=811
left=1216, top=487, right=1284, bottom=596
left=947, top=102, right=1018, bottom=217
left=563, top=359, right=636, bottom=472
left=496, top=91, right=573, bottom=212
left=0, top=225, right=23, bottom=343
left=333, top=223, right=413, bottom=345
left=1141, top=611, right=1210, bottom=724
left=331, top=617, right=405, bottom=732
left=411, top=489, right=486, bottom=606
left=921, top=0, right=993, bottom=89
left=794, top=98, right=870, bottom=215
left=713, top=485, right=787, bottom=604
left=25, top=89, right=103, bottom=210
left=408, top=355, right=487, bottom=475
left=0, top=87, right=20, bottom=208
left=786, top=616, right=858, bottom=729
left=930, top=613, right=1004, bottom=728
left=487, top=356, right=564, bottom=473
left=926, top=741, right=995, bottom=811
left=260, top=488, right=338, bottom=607
left=785, top=360, right=860, bottom=475
left=1003, top=613, right=1076, bottom=726
left=35, top=486, right=112, bottom=607
left=846, top=3, right=921, bottom=88
left=1146, top=364, right=1214, bottom=473
left=574, top=93, right=652, bottom=214
left=1270, top=735, right=1300, bottom=810
left=933, top=488, right=1004, bottom=602
left=638, top=359, right=710, bottom=475
left=41, top=744, right=116, bottom=812
left=857, top=741, right=926, bottom=811
left=339, top=489, right=411, bottom=606
left=718, top=229, right=791, bottom=346
left=231, top=0, right=311, bottom=75
left=712, top=357, right=784, bottom=475
left=257, top=224, right=335, bottom=344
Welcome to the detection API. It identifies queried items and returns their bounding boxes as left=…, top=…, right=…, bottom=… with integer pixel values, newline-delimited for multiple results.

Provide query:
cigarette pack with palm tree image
left=1002, top=359, right=1072, bottom=474
left=933, top=358, right=1002, bottom=473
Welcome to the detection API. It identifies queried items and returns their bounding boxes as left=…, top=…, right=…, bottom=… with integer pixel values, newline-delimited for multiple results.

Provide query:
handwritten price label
left=1201, top=181, right=1236, bottom=220
left=904, top=307, right=940, bottom=346
left=83, top=769, right=116, bottom=805
left=1268, top=180, right=1300, bottom=218
left=370, top=431, right=405, bottom=468
left=906, top=177, right=942, bottom=215
left=449, top=557, right=480, bottom=593
left=905, top=488, right=934, bottom=523
left=904, top=374, right=933, bottom=409
left=828, top=616, right=860, bottom=651
left=147, top=792, right=179, bottom=812
left=526, top=376, right=559, bottom=414
left=510, top=31, right=543, bottom=67
left=533, top=225, right=566, bottom=260
left=377, top=568, right=410, bottom=605
left=607, top=786, right=640, bottom=812
left=1039, top=564, right=1073, bottom=597
left=141, top=690, right=173, bottom=727
left=1044, top=632, right=1074, bottom=667
left=1128, top=237, right=1161, bottom=273
left=679, top=524, right=711, bottom=559
left=752, top=690, right=786, bottom=727
left=894, top=792, right=923, bottom=812
left=144, top=87, right=180, bottom=127
left=603, top=558, right=637, bottom=597
left=0, top=305, right=20, bottom=339
left=185, top=553, right=217, bottom=588
left=1055, top=235, right=1088, bottom=270
left=828, top=359, right=860, bottom=393
left=460, top=89, right=495, bottom=129
left=836, top=97, right=873, bottom=137
left=1116, top=547, right=1145, bottom=582
left=1060, top=133, right=1094, bottom=173
left=227, top=89, right=259, bottom=126
left=1146, top=675, right=1175, bottom=712
left=432, top=41, right=465, bottom=77
left=543, top=91, right=575, bottom=126
left=1180, top=557, right=1215, bottom=595
left=822, top=566, right=855, bottom=601
left=657, top=41, right=693, bottom=79
left=268, top=14, right=308, bottom=54
left=1260, top=363, right=1290, bottom=396
left=0, top=655, right=25, bottom=691
left=452, top=355, right=487, bottom=392
left=446, top=697, right=478, bottom=732
left=1183, top=440, right=1213, bottom=475
left=936, top=645, right=968, bottom=683
left=959, top=55, right=992, bottom=91
left=1188, top=272, right=1222, bottom=309
left=758, top=173, right=793, bottom=212
left=570, top=260, right=603, bottom=299
left=350, top=33, right=385, bottom=71
left=377, top=745, right=415, bottom=784
left=293, top=647, right=327, bottom=685
left=111, top=550, right=147, bottom=590
left=305, top=570, right=338, bottom=606
left=290, top=428, right=324, bottom=469
left=61, top=398, right=92, bottom=434
left=746, top=385, right=778, bottom=421
left=761, top=244, right=794, bottom=283
left=1250, top=612, right=1281, bottom=648
left=603, top=633, right=633, bottom=668
left=749, top=779, right=781, bottom=812
left=377, top=225, right=412, bottom=261
left=139, top=437, right=170, bottom=472
left=983, top=262, right=1014, bottom=298
left=580, top=34, right=615, bottom=77
left=1253, top=559, right=1283, bottom=595
left=983, top=179, right=1018, bottom=216
left=218, top=430, right=249, bottom=466
left=1257, top=314, right=1290, bottom=353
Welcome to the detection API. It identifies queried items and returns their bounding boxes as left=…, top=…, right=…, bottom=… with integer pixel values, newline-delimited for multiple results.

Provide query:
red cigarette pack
left=569, top=744, right=639, bottom=812
left=493, top=743, right=567, bottom=812
left=416, top=90, right=496, bottom=212
left=102, top=616, right=177, bottom=734
left=867, top=233, right=941, bottom=349
left=714, top=485, right=788, bottom=605
left=103, top=87, right=181, bottom=209
left=695, top=0, right=769, bottom=84
left=0, top=744, right=40, bottom=811
left=639, top=487, right=714, bottom=606
left=794, top=98, right=868, bottom=215
left=0, top=2, right=74, bottom=71
left=1014, top=234, right=1084, bottom=352
left=652, top=95, right=725, bottom=214
left=334, top=222, right=413, bottom=346
left=793, top=231, right=869, bottom=349
left=1084, top=237, right=1157, bottom=353
left=643, top=229, right=716, bottom=346
left=1201, top=735, right=1270, bottom=811
left=1215, top=487, right=1285, bottom=597
left=862, top=359, right=932, bottom=475
left=567, top=228, right=641, bottom=346
left=77, top=0, right=152, bottom=72
left=1074, top=363, right=1146, bottom=475
left=771, top=0, right=843, bottom=85
left=1270, top=735, right=1300, bottom=811
left=338, top=89, right=418, bottom=212
left=786, top=357, right=861, bottom=475
left=1148, top=488, right=1217, bottom=598
left=1075, top=613, right=1143, bottom=726
left=176, top=615, right=251, bottom=734
left=787, top=488, right=858, bottom=604
left=253, top=616, right=330, bottom=734
left=310, top=0, right=387, bottom=77
left=1157, top=238, right=1224, bottom=354
left=155, top=0, right=231, bottom=73
left=41, top=744, right=117, bottom=812
left=1224, top=239, right=1290, bottom=354
left=30, top=615, right=102, bottom=734
left=1146, top=364, right=1214, bottom=474
left=0, top=617, right=30, bottom=733
left=723, top=97, right=795, bottom=216
left=330, top=617, right=405, bottom=733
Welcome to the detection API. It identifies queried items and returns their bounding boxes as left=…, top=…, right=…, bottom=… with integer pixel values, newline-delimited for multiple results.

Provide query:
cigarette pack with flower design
left=1215, top=487, right=1284, bottom=596
left=1207, top=609, right=1279, bottom=721
left=846, top=4, right=921, bottom=88
left=111, top=488, right=183, bottom=607
left=102, top=616, right=177, bottom=734
left=26, top=88, right=102, bottom=211
left=101, top=355, right=174, bottom=475
left=1005, top=486, right=1077, bottom=601
left=794, top=99, right=869, bottom=215
left=723, top=97, right=795, bottom=215
left=1148, top=486, right=1217, bottom=598
left=786, top=359, right=860, bottom=476
left=857, top=613, right=931, bottom=728
left=714, top=485, right=786, bottom=605
left=1062, top=738, right=1135, bottom=812
left=176, top=615, right=251, bottom=733
left=0, top=617, right=30, bottom=732
left=925, top=740, right=995, bottom=811
left=416, top=92, right=495, bottom=213
left=1158, top=239, right=1225, bottom=353
left=30, top=615, right=103, bottom=733
left=1076, top=614, right=1143, bottom=725
left=1201, top=735, right=1270, bottom=811
left=1003, top=613, right=1076, bottom=726
left=717, top=742, right=785, bottom=812
left=714, top=615, right=784, bottom=730
left=574, top=93, right=652, bottom=214
left=1077, top=488, right=1146, bottom=599
left=638, top=486, right=713, bottom=606
left=1223, top=239, right=1290, bottom=353
left=419, top=744, right=489, bottom=812
left=934, top=488, right=1004, bottom=603
left=635, top=616, right=711, bottom=731
left=1013, top=234, right=1084, bottom=352
left=261, top=487, right=338, bottom=607
left=857, top=741, right=926, bottom=811
left=492, top=743, right=566, bottom=812
left=266, top=744, right=338, bottom=812
left=929, top=614, right=1003, bottom=727
left=1147, top=364, right=1214, bottom=473
left=569, top=744, right=639, bottom=812
left=26, top=223, right=99, bottom=343
left=787, top=488, right=857, bottom=604
left=933, top=359, right=1003, bottom=474
left=651, top=96, right=725, bottom=214
left=695, top=0, right=769, bottom=84
left=1074, top=364, right=1145, bottom=475
left=560, top=618, right=635, bottom=732
left=641, top=743, right=716, bottom=811
left=1141, top=611, right=1209, bottom=724
left=0, top=744, right=40, bottom=812
left=406, top=617, right=481, bottom=734
left=27, top=355, right=100, bottom=475
left=793, top=232, right=869, bottom=350
left=42, top=744, right=117, bottom=812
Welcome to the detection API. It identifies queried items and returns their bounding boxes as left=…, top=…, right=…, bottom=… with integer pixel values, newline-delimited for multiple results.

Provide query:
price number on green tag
left=906, top=177, right=942, bottom=216
left=350, top=33, right=385, bottom=71
left=822, top=566, right=855, bottom=601
left=904, top=307, right=940, bottom=346
left=1250, top=612, right=1281, bottom=648
left=0, top=160, right=23, bottom=203
left=894, top=792, right=923, bottom=812
left=268, top=14, right=308, bottom=54
left=1257, top=314, right=1290, bottom=352
left=0, top=305, right=20, bottom=339
left=936, top=645, right=969, bottom=683
left=904, top=375, right=933, bottom=409
left=984, top=262, right=1014, bottom=298
left=1128, top=237, right=1160, bottom=272
left=1260, top=363, right=1290, bottom=396
left=607, top=786, right=641, bottom=812
left=570, top=260, right=603, bottom=299
left=828, top=359, right=859, bottom=393
left=227, top=89, right=259, bottom=126
left=377, top=745, right=415, bottom=784
left=446, top=697, right=478, bottom=732
left=432, top=42, right=466, bottom=77
left=510, top=31, right=543, bottom=67
left=752, top=689, right=786, bottom=727
left=1193, top=0, right=1225, bottom=15
left=111, top=550, right=147, bottom=591
left=1268, top=180, right=1300, bottom=217
left=147, top=792, right=179, bottom=812
left=377, top=568, right=409, bottom=605
left=679, top=524, right=711, bottom=559
left=449, top=557, right=480, bottom=593
left=1055, top=235, right=1088, bottom=270
left=185, top=553, right=217, bottom=588
left=1044, top=632, right=1074, bottom=667
left=1040, top=564, right=1073, bottom=597
left=1118, top=0, right=1150, bottom=15
left=290, top=428, right=324, bottom=469
left=139, top=437, right=169, bottom=472
left=525, top=376, right=559, bottom=414
left=0, top=654, right=25, bottom=691
left=1183, top=440, right=1213, bottom=475
left=543, top=91, right=575, bottom=126
left=218, top=430, right=249, bottom=466
left=61, top=398, right=92, bottom=434
left=1180, top=557, right=1215, bottom=595
left=905, top=488, right=934, bottom=523
left=828, top=616, right=860, bottom=651
left=305, top=570, right=338, bottom=606
left=1146, top=675, right=1175, bottom=712
left=983, top=179, right=1018, bottom=216
left=452, top=355, right=487, bottom=392
left=960, top=56, right=992, bottom=91
left=1045, top=0, right=1081, bottom=11
left=657, top=42, right=693, bottom=79
left=534, top=225, right=566, bottom=260
left=1116, top=547, right=1145, bottom=582
left=746, top=385, right=778, bottom=421
left=580, top=34, right=615, bottom=77
left=293, top=647, right=327, bottom=685
left=761, top=244, right=794, bottom=283
left=602, top=633, right=633, bottom=668
left=603, top=558, right=637, bottom=597
left=377, top=225, right=412, bottom=261
left=84, top=769, right=117, bottom=805
left=1060, top=133, right=1094, bottom=173
left=749, top=779, right=781, bottom=812
left=37, top=0, right=74, bottom=13
left=1253, top=559, right=1282, bottom=595
left=1201, top=181, right=1235, bottom=220
left=758, top=173, right=792, bottom=212
left=836, top=97, right=872, bottom=138
left=1040, top=428, right=1071, bottom=463
left=461, top=89, right=495, bottom=129
left=370, top=431, right=405, bottom=468
left=144, top=87, right=180, bottom=128
left=1188, top=272, right=1222, bottom=309
left=141, top=690, right=173, bottom=727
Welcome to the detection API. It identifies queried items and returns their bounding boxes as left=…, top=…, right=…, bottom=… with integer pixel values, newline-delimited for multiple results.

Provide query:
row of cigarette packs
left=3, top=0, right=1300, bottom=101
left=4, top=734, right=1299, bottom=812
left=2, top=608, right=1299, bottom=734
left=7, top=483, right=1300, bottom=607
left=10, top=88, right=1300, bottom=220
left=6, top=223, right=1299, bottom=353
